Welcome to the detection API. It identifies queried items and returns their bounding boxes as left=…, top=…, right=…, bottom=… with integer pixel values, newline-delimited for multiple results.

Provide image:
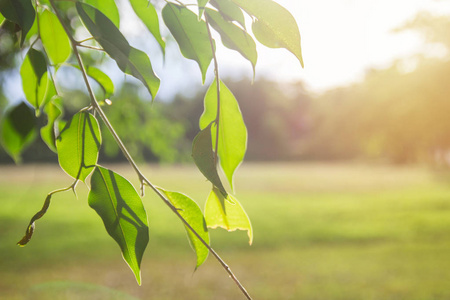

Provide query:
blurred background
left=1, top=0, right=450, bottom=299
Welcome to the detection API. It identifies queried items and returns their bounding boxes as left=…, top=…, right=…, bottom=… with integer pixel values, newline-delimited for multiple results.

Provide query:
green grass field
left=1, top=162, right=450, bottom=299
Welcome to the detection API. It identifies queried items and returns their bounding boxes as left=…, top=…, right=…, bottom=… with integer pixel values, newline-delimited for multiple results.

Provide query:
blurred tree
left=100, top=82, right=188, bottom=163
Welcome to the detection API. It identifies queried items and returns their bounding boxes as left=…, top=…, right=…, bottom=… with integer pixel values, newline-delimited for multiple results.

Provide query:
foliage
left=0, top=0, right=302, bottom=297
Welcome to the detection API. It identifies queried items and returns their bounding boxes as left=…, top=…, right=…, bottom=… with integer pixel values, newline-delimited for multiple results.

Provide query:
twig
left=48, top=1, right=252, bottom=299
left=205, top=14, right=252, bottom=300
left=205, top=14, right=221, bottom=166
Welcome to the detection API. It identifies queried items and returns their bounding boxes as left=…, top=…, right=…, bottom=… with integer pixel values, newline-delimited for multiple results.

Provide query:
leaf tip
left=136, top=272, right=142, bottom=286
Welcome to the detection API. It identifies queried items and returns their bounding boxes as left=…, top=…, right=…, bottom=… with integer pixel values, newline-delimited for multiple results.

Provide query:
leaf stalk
left=48, top=1, right=252, bottom=299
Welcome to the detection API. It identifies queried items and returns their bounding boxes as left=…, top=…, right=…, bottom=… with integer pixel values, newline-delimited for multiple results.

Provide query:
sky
left=137, top=0, right=450, bottom=100
left=4, top=0, right=450, bottom=103
left=248, top=0, right=450, bottom=92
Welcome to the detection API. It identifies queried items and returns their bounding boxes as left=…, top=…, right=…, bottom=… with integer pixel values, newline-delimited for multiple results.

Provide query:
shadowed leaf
left=205, top=8, right=257, bottom=75
left=84, top=0, right=120, bottom=28
left=210, top=0, right=245, bottom=29
left=56, top=112, right=101, bottom=182
left=192, top=123, right=227, bottom=195
left=89, top=166, right=149, bottom=285
left=40, top=96, right=63, bottom=152
left=0, top=102, right=37, bottom=163
left=0, top=0, right=35, bottom=45
left=199, top=79, right=247, bottom=192
left=20, top=48, right=49, bottom=113
left=77, top=2, right=160, bottom=99
left=162, top=3, right=214, bottom=83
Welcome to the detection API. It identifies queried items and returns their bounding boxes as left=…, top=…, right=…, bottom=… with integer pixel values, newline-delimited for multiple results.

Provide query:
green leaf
left=205, top=8, right=257, bottom=75
left=197, top=0, right=209, bottom=19
left=192, top=123, right=227, bottom=196
left=210, top=0, right=245, bottom=29
left=199, top=79, right=247, bottom=192
left=231, top=0, right=303, bottom=67
left=205, top=187, right=252, bottom=244
left=84, top=0, right=120, bottom=28
left=89, top=166, right=149, bottom=285
left=40, top=96, right=63, bottom=152
left=86, top=66, right=114, bottom=98
left=71, top=64, right=114, bottom=98
left=158, top=188, right=209, bottom=268
left=0, top=0, right=35, bottom=45
left=42, top=70, right=57, bottom=106
left=0, top=102, right=37, bottom=163
left=39, top=9, right=71, bottom=65
left=129, top=0, right=165, bottom=55
left=56, top=111, right=101, bottom=182
left=20, top=48, right=49, bottom=113
left=162, top=3, right=214, bottom=83
left=76, top=2, right=160, bottom=99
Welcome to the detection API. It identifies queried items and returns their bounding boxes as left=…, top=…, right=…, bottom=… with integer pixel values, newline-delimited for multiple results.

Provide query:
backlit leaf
left=231, top=0, right=303, bottom=67
left=199, top=79, right=247, bottom=192
left=129, top=0, right=165, bottom=54
left=89, top=166, right=149, bottom=285
left=0, top=102, right=37, bottom=163
left=39, top=9, right=71, bottom=65
left=40, top=96, right=63, bottom=152
left=76, top=2, right=160, bottom=99
left=158, top=188, right=209, bottom=268
left=192, top=123, right=227, bottom=196
left=0, top=0, right=35, bottom=45
left=205, top=8, right=256, bottom=75
left=84, top=0, right=120, bottom=28
left=205, top=187, right=252, bottom=244
left=20, top=48, right=49, bottom=113
left=71, top=64, right=114, bottom=98
left=162, top=3, right=214, bottom=83
left=86, top=66, right=114, bottom=98
left=210, top=0, right=245, bottom=29
left=56, top=111, right=101, bottom=182
left=42, top=77, right=57, bottom=107
left=197, top=0, right=209, bottom=19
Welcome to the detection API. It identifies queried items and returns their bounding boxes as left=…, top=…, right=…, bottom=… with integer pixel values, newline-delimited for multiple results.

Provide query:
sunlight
left=249, top=0, right=450, bottom=92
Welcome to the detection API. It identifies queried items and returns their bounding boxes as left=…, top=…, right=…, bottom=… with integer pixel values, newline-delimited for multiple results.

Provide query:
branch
left=205, top=14, right=221, bottom=166
left=205, top=15, right=252, bottom=300
left=48, top=1, right=252, bottom=299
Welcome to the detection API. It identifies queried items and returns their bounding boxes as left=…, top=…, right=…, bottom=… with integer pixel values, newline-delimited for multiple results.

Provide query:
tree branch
left=48, top=1, right=252, bottom=299
left=205, top=14, right=252, bottom=300
left=205, top=14, right=221, bottom=166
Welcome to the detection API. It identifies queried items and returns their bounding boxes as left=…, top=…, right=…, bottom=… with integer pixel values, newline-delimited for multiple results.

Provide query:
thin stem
left=77, top=37, right=95, bottom=44
left=48, top=1, right=252, bottom=299
left=205, top=16, right=252, bottom=300
left=205, top=14, right=221, bottom=166
left=77, top=44, right=105, bottom=51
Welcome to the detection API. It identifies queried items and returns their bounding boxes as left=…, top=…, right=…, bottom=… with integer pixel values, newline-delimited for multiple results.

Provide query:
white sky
left=4, top=0, right=450, bottom=103
left=245, top=0, right=450, bottom=92
left=143, top=0, right=450, bottom=99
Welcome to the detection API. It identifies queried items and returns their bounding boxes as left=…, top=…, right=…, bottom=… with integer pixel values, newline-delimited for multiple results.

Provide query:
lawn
left=1, top=162, right=450, bottom=299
